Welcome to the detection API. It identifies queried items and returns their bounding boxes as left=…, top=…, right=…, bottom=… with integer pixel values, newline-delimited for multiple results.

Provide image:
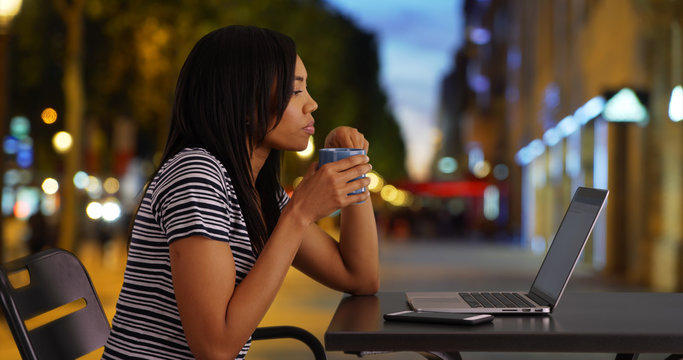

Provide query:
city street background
left=2, top=0, right=683, bottom=358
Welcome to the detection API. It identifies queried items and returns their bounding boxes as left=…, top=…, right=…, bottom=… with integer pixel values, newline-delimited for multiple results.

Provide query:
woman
left=102, top=25, right=378, bottom=359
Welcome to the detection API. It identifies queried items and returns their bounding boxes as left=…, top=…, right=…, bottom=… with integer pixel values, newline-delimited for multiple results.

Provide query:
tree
left=82, top=0, right=406, bottom=180
left=9, top=0, right=406, bottom=251
left=53, top=0, right=86, bottom=250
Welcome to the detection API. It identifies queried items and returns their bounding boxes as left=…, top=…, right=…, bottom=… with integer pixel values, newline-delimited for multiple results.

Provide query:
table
left=324, top=292, right=683, bottom=360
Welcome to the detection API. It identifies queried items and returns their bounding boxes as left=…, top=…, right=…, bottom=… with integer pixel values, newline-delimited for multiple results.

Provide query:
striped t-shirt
left=102, top=147, right=289, bottom=359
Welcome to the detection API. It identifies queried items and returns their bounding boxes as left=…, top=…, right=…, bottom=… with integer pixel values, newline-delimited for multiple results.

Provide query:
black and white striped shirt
left=102, top=147, right=288, bottom=359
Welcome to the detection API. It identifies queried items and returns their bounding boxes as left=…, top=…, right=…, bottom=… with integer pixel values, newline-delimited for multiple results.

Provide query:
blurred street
left=0, top=236, right=658, bottom=360
left=2, top=0, right=683, bottom=358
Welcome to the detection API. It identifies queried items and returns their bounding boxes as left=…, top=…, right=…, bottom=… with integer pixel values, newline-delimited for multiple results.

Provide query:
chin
left=279, top=143, right=308, bottom=152
left=295, top=139, right=311, bottom=151
left=275, top=136, right=310, bottom=152
left=294, top=144, right=309, bottom=152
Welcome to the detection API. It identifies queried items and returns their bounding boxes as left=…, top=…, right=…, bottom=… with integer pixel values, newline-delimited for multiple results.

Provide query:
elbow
left=191, top=343, right=242, bottom=360
left=187, top=333, right=246, bottom=360
left=192, top=349, right=237, bottom=360
left=363, top=278, right=380, bottom=295
left=348, top=274, right=379, bottom=295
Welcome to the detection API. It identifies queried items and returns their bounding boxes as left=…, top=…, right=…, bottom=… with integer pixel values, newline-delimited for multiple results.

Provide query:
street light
left=0, top=0, right=24, bottom=261
left=0, top=0, right=23, bottom=30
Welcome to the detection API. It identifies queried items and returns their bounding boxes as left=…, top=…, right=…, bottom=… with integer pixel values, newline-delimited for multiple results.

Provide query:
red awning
left=396, top=180, right=495, bottom=198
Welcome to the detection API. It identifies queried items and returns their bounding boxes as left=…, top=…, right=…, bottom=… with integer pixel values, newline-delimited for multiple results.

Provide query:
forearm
left=338, top=198, right=379, bottom=294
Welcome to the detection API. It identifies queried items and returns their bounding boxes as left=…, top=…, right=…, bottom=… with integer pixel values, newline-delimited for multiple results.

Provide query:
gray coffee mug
left=319, top=148, right=367, bottom=197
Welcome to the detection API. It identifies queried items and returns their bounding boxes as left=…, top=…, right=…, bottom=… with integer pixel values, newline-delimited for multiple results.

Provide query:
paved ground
left=1, top=238, right=667, bottom=360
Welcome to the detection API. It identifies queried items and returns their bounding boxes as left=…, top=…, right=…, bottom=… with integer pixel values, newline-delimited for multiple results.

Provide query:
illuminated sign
left=603, top=88, right=648, bottom=123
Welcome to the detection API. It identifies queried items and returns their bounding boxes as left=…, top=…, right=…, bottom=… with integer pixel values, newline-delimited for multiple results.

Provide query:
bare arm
left=293, top=126, right=379, bottom=294
left=293, top=197, right=379, bottom=295
left=170, top=152, right=372, bottom=359
left=170, top=208, right=307, bottom=359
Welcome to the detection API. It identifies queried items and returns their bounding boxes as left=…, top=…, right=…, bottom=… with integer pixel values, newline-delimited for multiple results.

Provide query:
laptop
left=406, top=186, right=608, bottom=314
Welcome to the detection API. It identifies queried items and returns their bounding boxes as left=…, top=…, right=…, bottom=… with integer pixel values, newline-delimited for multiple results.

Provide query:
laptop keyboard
left=460, top=292, right=536, bottom=308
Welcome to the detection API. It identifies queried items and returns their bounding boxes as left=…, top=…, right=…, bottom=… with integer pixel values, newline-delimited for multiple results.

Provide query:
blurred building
left=434, top=0, right=514, bottom=239
left=437, top=0, right=683, bottom=290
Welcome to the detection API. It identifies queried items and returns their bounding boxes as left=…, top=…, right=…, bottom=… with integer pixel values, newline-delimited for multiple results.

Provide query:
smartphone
left=384, top=310, right=494, bottom=325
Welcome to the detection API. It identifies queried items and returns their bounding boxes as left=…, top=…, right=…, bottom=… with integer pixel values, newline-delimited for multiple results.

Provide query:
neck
left=250, top=145, right=270, bottom=184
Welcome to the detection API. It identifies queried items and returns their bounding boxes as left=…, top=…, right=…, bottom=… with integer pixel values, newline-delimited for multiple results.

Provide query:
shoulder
left=151, top=147, right=233, bottom=203
left=159, top=147, right=225, bottom=178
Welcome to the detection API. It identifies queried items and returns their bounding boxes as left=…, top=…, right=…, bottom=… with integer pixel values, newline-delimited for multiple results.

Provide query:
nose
left=305, top=95, right=318, bottom=114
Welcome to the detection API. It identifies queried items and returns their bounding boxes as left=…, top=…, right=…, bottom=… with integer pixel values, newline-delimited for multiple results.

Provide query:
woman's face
left=262, top=56, right=318, bottom=151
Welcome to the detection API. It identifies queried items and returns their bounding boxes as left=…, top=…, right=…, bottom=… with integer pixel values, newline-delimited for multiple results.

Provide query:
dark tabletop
left=324, top=292, right=683, bottom=354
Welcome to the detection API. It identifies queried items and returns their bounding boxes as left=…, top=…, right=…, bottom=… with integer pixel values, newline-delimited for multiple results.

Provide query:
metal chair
left=0, top=248, right=326, bottom=359
left=252, top=325, right=327, bottom=359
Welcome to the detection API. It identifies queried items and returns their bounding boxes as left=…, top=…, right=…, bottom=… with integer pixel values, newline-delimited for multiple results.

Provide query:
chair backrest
left=0, top=248, right=111, bottom=360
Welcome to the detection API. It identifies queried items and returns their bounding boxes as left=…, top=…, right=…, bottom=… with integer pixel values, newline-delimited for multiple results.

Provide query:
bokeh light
left=0, top=0, right=23, bottom=23
left=41, top=178, right=59, bottom=195
left=13, top=201, right=31, bottom=219
left=52, top=131, right=73, bottom=153
left=296, top=136, right=315, bottom=159
left=41, top=107, right=58, bottom=124
left=468, top=146, right=484, bottom=171
left=2, top=187, right=13, bottom=216
left=379, top=184, right=412, bottom=207
left=483, top=184, right=500, bottom=221
left=16, top=140, right=33, bottom=168
left=41, top=194, right=59, bottom=216
left=292, top=176, right=303, bottom=189
left=392, top=190, right=406, bottom=206
left=102, top=199, right=122, bottom=222
left=4, top=169, right=21, bottom=186
left=14, top=187, right=39, bottom=219
left=73, top=171, right=89, bottom=189
left=380, top=184, right=398, bottom=203
left=86, top=176, right=102, bottom=198
left=493, top=164, right=509, bottom=180
left=366, top=171, right=384, bottom=192
left=437, top=156, right=458, bottom=174
left=668, top=85, right=683, bottom=122
left=10, top=116, right=30, bottom=140
left=472, top=161, right=491, bottom=179
left=103, top=177, right=120, bottom=194
left=3, top=136, right=18, bottom=154
left=86, top=202, right=103, bottom=220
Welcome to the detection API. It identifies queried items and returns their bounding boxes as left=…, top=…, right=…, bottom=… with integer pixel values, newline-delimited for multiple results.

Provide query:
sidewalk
left=1, top=238, right=649, bottom=360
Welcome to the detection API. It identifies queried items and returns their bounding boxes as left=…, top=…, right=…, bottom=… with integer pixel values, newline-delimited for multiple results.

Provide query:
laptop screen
left=529, top=187, right=608, bottom=306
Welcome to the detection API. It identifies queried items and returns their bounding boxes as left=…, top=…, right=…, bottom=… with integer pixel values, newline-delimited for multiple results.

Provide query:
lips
left=303, top=121, right=315, bottom=135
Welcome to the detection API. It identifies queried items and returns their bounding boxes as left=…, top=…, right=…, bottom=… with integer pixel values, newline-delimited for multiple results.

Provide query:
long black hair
left=154, top=25, right=297, bottom=253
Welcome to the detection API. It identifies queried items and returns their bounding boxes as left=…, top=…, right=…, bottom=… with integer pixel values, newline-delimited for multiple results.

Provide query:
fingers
left=326, top=176, right=371, bottom=207
left=340, top=175, right=371, bottom=195
left=360, top=137, right=369, bottom=153
left=348, top=131, right=367, bottom=150
left=318, top=155, right=371, bottom=182
left=318, top=163, right=371, bottom=203
left=345, top=188, right=371, bottom=205
left=343, top=162, right=372, bottom=183
left=334, top=154, right=369, bottom=168
left=291, top=155, right=371, bottom=220
left=320, top=155, right=372, bottom=186
left=355, top=133, right=368, bottom=151
left=325, top=126, right=370, bottom=151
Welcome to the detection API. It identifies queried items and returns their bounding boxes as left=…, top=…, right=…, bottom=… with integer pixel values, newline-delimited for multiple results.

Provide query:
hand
left=288, top=154, right=372, bottom=224
left=324, top=126, right=369, bottom=152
